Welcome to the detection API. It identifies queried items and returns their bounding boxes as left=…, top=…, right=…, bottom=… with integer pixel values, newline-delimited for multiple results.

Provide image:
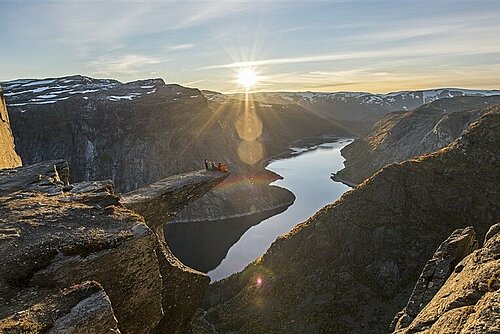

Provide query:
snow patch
left=21, top=79, right=56, bottom=87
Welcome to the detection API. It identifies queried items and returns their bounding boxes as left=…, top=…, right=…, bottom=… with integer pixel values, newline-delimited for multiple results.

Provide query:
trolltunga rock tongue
left=122, top=169, right=229, bottom=232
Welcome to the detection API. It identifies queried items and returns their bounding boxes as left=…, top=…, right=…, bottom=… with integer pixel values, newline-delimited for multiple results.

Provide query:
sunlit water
left=208, top=139, right=353, bottom=281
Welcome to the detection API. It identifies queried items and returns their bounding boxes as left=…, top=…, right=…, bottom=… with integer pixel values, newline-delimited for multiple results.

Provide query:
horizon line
left=1, top=74, right=500, bottom=96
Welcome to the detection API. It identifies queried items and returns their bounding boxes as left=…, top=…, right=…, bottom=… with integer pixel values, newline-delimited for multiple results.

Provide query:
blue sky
left=1, top=0, right=500, bottom=93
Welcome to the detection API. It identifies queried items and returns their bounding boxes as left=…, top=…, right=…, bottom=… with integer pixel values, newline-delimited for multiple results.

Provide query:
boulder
left=390, top=227, right=479, bottom=331
left=393, top=223, right=500, bottom=333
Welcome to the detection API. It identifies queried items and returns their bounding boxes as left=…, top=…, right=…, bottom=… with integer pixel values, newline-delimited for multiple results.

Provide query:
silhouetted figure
left=204, top=159, right=209, bottom=170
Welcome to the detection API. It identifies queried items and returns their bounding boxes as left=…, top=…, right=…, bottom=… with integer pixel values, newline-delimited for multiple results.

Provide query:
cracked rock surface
left=0, top=160, right=227, bottom=333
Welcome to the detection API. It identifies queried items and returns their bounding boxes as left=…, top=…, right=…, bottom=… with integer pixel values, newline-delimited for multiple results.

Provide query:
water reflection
left=166, top=139, right=353, bottom=281
left=164, top=206, right=289, bottom=273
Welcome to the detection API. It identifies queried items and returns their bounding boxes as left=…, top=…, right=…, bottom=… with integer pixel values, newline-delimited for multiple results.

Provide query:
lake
left=165, top=139, right=353, bottom=282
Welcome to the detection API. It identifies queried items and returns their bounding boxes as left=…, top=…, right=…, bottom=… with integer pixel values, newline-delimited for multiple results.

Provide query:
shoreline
left=176, top=136, right=353, bottom=223
left=330, top=173, right=358, bottom=188
left=259, top=134, right=348, bottom=169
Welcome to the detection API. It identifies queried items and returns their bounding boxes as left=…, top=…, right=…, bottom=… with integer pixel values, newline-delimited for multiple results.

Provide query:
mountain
left=1, top=75, right=353, bottom=224
left=2, top=75, right=348, bottom=191
left=0, top=90, right=21, bottom=168
left=227, top=88, right=500, bottom=134
left=336, top=95, right=500, bottom=184
left=197, top=107, right=500, bottom=333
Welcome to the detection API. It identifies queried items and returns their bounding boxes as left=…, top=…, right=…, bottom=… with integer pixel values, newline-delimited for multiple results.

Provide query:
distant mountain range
left=3, top=75, right=499, bottom=118
left=2, top=74, right=499, bottom=201
left=221, top=88, right=500, bottom=133
left=241, top=88, right=500, bottom=109
left=1, top=75, right=165, bottom=107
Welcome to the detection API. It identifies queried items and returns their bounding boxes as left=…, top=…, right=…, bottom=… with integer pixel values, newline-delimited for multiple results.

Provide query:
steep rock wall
left=0, top=90, right=22, bottom=168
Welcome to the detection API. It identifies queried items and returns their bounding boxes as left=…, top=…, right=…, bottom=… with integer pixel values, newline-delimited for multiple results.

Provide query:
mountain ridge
left=336, top=95, right=500, bottom=184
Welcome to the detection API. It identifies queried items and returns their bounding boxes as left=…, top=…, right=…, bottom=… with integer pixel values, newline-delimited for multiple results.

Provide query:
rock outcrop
left=198, top=107, right=500, bottom=333
left=0, top=281, right=120, bottom=334
left=0, top=160, right=227, bottom=333
left=0, top=89, right=22, bottom=168
left=337, top=96, right=500, bottom=184
left=390, top=227, right=479, bottom=331
left=122, top=169, right=229, bottom=333
left=393, top=223, right=500, bottom=333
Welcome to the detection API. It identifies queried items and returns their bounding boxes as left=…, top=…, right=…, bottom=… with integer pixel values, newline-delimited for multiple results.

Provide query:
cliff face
left=390, top=227, right=479, bottom=331
left=3, top=76, right=348, bottom=193
left=0, top=90, right=22, bottom=168
left=199, top=108, right=500, bottom=333
left=3, top=76, right=347, bottom=222
left=393, top=223, right=500, bottom=334
left=0, top=160, right=227, bottom=333
left=337, top=96, right=500, bottom=184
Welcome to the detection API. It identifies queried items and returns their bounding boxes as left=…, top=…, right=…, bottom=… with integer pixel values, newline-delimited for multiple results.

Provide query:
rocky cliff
left=336, top=96, right=500, bottom=184
left=3, top=75, right=348, bottom=221
left=392, top=223, right=500, bottom=333
left=0, top=89, right=22, bottom=168
left=0, top=160, right=227, bottom=333
left=3, top=75, right=347, bottom=192
left=390, top=227, right=479, bottom=331
left=197, top=107, right=500, bottom=333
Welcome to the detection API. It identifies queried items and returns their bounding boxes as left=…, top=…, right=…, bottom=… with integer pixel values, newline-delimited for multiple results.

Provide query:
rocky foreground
left=391, top=223, right=500, bottom=333
left=197, top=107, right=500, bottom=333
left=0, top=160, right=228, bottom=333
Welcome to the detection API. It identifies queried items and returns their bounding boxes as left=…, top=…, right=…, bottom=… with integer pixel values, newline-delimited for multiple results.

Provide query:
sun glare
left=237, top=68, right=259, bottom=89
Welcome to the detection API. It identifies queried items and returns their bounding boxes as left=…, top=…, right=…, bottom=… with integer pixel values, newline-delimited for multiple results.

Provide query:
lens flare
left=256, top=277, right=263, bottom=287
left=237, top=140, right=264, bottom=165
left=235, top=111, right=263, bottom=142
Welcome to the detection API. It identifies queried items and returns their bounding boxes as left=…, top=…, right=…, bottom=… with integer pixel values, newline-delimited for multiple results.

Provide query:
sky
left=1, top=0, right=500, bottom=93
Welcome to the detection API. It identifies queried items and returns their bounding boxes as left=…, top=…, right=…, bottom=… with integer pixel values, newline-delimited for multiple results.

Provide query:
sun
left=237, top=68, right=259, bottom=89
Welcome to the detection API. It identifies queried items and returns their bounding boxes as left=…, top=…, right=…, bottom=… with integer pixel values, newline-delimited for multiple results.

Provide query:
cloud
left=169, top=44, right=194, bottom=51
left=88, top=54, right=165, bottom=75
left=199, top=44, right=500, bottom=71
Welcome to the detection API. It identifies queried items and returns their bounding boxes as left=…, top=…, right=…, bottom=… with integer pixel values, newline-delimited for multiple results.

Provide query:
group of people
left=204, top=159, right=229, bottom=172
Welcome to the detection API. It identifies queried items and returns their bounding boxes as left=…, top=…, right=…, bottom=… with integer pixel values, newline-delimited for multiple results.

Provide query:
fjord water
left=166, top=139, right=353, bottom=281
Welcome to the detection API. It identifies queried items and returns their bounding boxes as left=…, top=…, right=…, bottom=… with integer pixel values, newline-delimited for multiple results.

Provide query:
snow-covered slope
left=221, top=88, right=500, bottom=128
left=271, top=88, right=500, bottom=111
left=1, top=75, right=163, bottom=107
